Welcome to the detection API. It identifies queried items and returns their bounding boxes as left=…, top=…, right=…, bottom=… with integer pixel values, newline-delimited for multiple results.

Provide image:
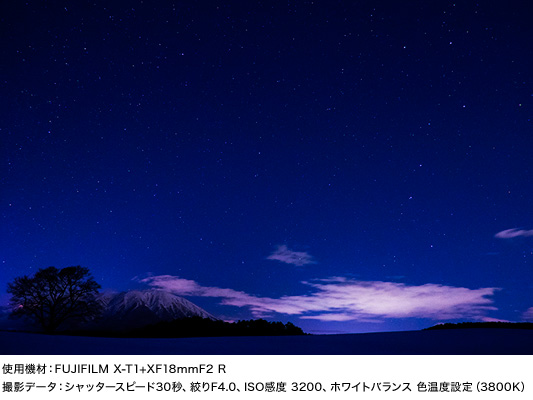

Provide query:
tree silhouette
left=7, top=266, right=102, bottom=333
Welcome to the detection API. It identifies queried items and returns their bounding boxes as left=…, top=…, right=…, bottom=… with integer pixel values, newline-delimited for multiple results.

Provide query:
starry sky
left=2, top=1, right=533, bottom=334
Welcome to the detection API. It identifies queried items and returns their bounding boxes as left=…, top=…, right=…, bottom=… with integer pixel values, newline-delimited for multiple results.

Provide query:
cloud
left=480, top=317, right=512, bottom=323
left=266, top=245, right=316, bottom=266
left=138, top=275, right=253, bottom=299
left=522, top=307, right=533, bottom=322
left=494, top=228, right=533, bottom=239
left=299, top=313, right=378, bottom=322
left=141, top=275, right=498, bottom=322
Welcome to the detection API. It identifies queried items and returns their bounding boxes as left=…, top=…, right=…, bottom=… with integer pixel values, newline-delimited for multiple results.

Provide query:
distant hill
left=425, top=322, right=533, bottom=330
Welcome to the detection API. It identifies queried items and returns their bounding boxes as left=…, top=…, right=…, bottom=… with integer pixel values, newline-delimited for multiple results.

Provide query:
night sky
left=2, top=1, right=533, bottom=334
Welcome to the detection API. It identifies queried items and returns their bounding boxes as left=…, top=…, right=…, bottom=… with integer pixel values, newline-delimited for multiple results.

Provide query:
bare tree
left=7, top=266, right=102, bottom=332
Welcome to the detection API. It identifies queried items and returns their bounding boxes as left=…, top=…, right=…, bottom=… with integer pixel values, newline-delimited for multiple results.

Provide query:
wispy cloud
left=266, top=245, right=316, bottom=266
left=522, top=307, right=533, bottom=321
left=480, top=317, right=512, bottom=323
left=140, top=275, right=498, bottom=322
left=495, top=228, right=533, bottom=239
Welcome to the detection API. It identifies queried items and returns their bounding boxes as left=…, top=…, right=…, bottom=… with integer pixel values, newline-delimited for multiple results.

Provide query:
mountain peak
left=94, top=289, right=218, bottom=331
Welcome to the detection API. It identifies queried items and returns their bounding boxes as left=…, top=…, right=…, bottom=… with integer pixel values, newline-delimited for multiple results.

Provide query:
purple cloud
left=495, top=228, right=533, bottom=239
left=141, top=275, right=498, bottom=322
left=266, top=245, right=316, bottom=266
left=522, top=307, right=533, bottom=322
left=480, top=317, right=512, bottom=323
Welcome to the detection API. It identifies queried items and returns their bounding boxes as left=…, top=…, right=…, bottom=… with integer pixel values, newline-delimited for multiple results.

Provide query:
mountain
left=0, top=305, right=32, bottom=331
left=91, top=289, right=218, bottom=331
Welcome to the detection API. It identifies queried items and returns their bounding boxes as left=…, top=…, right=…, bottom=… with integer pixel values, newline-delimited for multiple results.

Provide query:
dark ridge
left=61, top=317, right=306, bottom=338
left=425, top=322, right=533, bottom=330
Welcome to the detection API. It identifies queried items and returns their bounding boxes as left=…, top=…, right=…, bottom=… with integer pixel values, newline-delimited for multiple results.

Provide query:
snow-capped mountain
left=94, top=289, right=218, bottom=331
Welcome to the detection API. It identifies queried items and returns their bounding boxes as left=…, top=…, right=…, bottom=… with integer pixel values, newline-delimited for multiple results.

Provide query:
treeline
left=131, top=317, right=306, bottom=338
left=425, top=322, right=533, bottom=330
left=67, top=317, right=306, bottom=338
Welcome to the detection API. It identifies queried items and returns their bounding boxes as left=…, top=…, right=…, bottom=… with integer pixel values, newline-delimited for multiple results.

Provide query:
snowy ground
left=2, top=329, right=533, bottom=355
